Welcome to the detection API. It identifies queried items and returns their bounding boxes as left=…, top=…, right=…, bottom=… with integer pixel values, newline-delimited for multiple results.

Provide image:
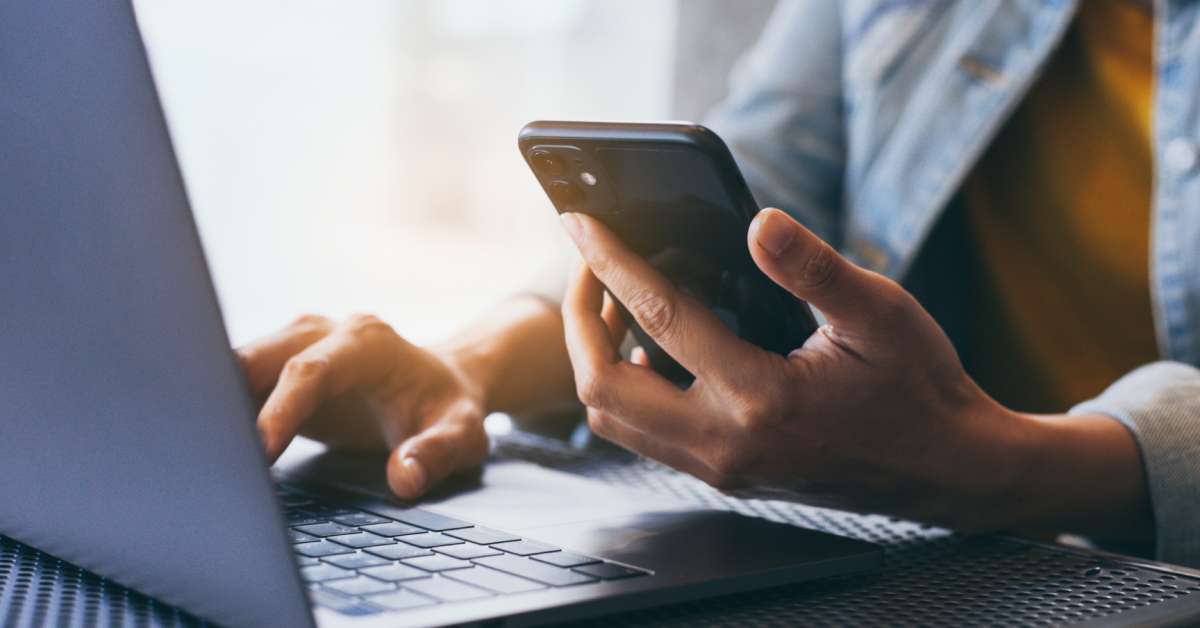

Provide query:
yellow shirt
left=964, top=0, right=1159, bottom=413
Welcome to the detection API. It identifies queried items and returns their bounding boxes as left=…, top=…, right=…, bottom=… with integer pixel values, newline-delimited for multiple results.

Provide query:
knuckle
left=574, top=367, right=610, bottom=409
left=736, top=399, right=776, bottom=432
left=290, top=313, right=332, bottom=334
left=282, top=355, right=330, bottom=382
left=585, top=409, right=613, bottom=437
left=343, top=313, right=394, bottom=340
left=627, top=289, right=677, bottom=339
left=798, top=244, right=838, bottom=291
left=706, top=443, right=749, bottom=478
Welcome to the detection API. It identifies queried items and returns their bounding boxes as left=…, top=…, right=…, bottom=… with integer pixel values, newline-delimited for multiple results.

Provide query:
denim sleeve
left=701, top=0, right=846, bottom=245
left=1069, top=361, right=1200, bottom=567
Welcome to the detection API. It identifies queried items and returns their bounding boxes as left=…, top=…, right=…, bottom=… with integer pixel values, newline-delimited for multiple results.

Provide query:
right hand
left=236, top=314, right=490, bottom=499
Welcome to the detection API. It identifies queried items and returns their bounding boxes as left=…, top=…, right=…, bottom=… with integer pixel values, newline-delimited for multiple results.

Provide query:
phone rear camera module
left=531, top=149, right=564, bottom=176
left=579, top=171, right=597, bottom=186
left=547, top=179, right=583, bottom=209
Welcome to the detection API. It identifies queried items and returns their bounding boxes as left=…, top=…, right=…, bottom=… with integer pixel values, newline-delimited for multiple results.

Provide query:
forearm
left=432, top=294, right=577, bottom=419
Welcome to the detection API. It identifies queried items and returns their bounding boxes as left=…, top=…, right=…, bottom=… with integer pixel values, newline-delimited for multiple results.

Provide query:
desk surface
left=3, top=430, right=1200, bottom=627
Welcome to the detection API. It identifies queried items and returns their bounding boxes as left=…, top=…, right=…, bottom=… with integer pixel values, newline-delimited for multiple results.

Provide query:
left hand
left=557, top=208, right=1145, bottom=534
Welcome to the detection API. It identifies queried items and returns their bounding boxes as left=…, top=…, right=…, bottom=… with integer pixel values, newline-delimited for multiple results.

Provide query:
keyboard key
left=331, top=512, right=390, bottom=527
left=305, top=504, right=357, bottom=518
left=280, top=495, right=314, bottom=508
left=294, top=522, right=358, bottom=538
left=359, top=503, right=473, bottom=531
left=285, top=510, right=325, bottom=526
left=403, top=555, right=473, bottom=572
left=324, top=552, right=390, bottom=570
left=474, top=555, right=597, bottom=586
left=445, top=527, right=520, bottom=545
left=296, top=556, right=320, bottom=567
left=324, top=575, right=396, bottom=597
left=436, top=543, right=502, bottom=560
left=403, top=576, right=490, bottom=602
left=446, top=567, right=545, bottom=594
left=300, top=564, right=356, bottom=583
left=400, top=533, right=464, bottom=548
left=360, top=563, right=430, bottom=582
left=309, top=589, right=383, bottom=616
left=366, top=544, right=434, bottom=560
left=492, top=540, right=558, bottom=556
left=330, top=532, right=395, bottom=549
left=288, top=530, right=319, bottom=544
left=296, top=540, right=356, bottom=558
left=366, top=589, right=436, bottom=611
left=532, top=551, right=601, bottom=568
left=361, top=521, right=423, bottom=537
left=574, top=562, right=648, bottom=580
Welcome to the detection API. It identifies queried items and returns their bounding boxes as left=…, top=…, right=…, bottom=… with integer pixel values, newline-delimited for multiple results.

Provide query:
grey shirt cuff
left=1070, top=361, right=1200, bottom=567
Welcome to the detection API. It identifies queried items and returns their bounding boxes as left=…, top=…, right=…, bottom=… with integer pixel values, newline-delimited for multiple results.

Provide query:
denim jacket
left=704, top=0, right=1200, bottom=565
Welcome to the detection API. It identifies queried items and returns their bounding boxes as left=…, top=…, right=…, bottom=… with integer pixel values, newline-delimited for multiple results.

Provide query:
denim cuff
left=1070, top=361, right=1200, bottom=568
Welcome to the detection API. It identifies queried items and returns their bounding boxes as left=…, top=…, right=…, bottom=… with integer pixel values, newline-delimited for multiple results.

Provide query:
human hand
left=236, top=314, right=488, bottom=499
left=558, top=208, right=1147, bottom=533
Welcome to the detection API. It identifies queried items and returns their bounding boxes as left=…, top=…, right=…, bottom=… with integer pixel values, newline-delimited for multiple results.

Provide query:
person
left=238, top=0, right=1200, bottom=566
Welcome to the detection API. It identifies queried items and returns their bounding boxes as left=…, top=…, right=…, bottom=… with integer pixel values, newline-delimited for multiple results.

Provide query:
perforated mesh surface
left=1, top=430, right=1198, bottom=627
left=496, top=432, right=1200, bottom=627
left=0, top=538, right=204, bottom=628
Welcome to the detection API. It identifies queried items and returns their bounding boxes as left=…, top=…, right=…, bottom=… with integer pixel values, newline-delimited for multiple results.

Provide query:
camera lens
left=547, top=180, right=583, bottom=208
left=531, top=149, right=564, bottom=176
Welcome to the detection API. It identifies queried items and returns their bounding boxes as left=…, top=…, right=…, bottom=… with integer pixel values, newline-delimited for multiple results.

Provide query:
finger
left=386, top=413, right=488, bottom=499
left=587, top=409, right=742, bottom=490
left=560, top=212, right=760, bottom=379
left=630, top=346, right=649, bottom=367
left=747, top=208, right=904, bottom=334
left=235, top=314, right=333, bottom=396
left=562, top=265, right=707, bottom=441
left=601, top=291, right=628, bottom=347
left=563, top=263, right=620, bottom=364
left=257, top=314, right=405, bottom=461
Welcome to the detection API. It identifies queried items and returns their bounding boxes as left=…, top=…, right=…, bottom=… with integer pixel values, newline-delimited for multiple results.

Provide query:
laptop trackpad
left=420, top=459, right=693, bottom=530
left=522, top=509, right=880, bottom=577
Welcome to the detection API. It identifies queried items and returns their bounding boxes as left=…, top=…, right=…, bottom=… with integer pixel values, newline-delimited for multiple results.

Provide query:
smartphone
left=519, top=120, right=819, bottom=385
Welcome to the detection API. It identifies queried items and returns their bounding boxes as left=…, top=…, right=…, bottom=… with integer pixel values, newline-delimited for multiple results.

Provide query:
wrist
left=437, top=340, right=499, bottom=415
left=982, top=409, right=1153, bottom=542
left=926, top=397, right=1037, bottom=531
left=431, top=294, right=566, bottom=416
left=1021, top=412, right=1152, bottom=541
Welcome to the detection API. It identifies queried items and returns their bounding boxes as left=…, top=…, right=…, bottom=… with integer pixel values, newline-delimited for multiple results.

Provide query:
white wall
left=135, top=0, right=677, bottom=346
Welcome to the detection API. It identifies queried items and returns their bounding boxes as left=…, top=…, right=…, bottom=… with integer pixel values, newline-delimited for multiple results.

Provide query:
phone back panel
left=519, top=121, right=818, bottom=383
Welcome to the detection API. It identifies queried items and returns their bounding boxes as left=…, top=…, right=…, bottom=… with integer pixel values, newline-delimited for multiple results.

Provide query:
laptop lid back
left=0, top=2, right=312, bottom=626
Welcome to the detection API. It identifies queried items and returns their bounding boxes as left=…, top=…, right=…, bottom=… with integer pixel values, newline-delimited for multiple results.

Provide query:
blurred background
left=135, top=0, right=776, bottom=346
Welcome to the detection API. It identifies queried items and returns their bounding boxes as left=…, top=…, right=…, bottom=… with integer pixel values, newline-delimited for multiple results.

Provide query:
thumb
left=386, top=417, right=488, bottom=500
left=747, top=207, right=898, bottom=333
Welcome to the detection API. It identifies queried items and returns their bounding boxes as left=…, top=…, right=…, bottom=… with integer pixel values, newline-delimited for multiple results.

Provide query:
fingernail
left=754, top=209, right=795, bottom=257
left=559, top=212, right=584, bottom=244
left=400, top=456, right=426, bottom=496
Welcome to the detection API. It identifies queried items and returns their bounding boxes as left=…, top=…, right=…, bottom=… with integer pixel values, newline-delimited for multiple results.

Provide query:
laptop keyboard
left=277, top=486, right=651, bottom=617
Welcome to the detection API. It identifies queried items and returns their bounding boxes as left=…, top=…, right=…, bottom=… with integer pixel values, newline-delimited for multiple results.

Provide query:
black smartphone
left=519, top=120, right=819, bottom=385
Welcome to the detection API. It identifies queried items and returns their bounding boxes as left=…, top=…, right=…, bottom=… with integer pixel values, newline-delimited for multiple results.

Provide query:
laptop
left=0, top=2, right=880, bottom=626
